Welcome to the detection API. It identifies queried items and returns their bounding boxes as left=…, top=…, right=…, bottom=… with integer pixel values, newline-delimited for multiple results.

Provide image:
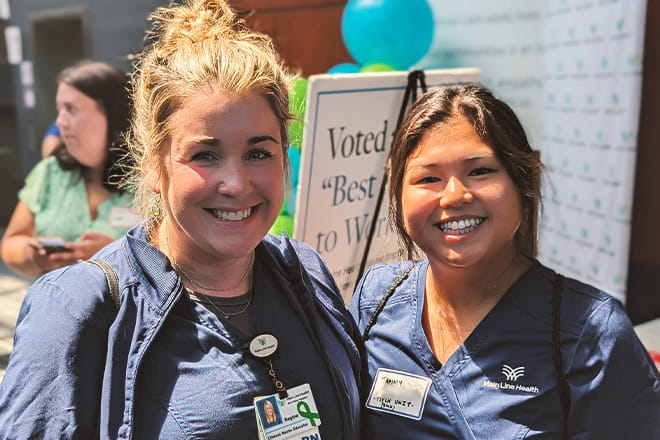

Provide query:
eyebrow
left=248, top=135, right=280, bottom=145
left=194, top=135, right=280, bottom=146
left=410, top=153, right=496, bottom=169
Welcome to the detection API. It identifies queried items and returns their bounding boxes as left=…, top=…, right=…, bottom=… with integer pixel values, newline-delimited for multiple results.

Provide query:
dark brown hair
left=54, top=60, right=132, bottom=192
left=389, top=84, right=542, bottom=259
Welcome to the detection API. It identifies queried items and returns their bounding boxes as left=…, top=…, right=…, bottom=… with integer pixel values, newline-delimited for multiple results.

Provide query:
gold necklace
left=164, top=229, right=255, bottom=293
left=187, top=274, right=254, bottom=320
left=174, top=251, right=254, bottom=293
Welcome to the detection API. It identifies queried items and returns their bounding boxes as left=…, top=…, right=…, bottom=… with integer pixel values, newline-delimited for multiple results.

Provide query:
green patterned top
left=18, top=156, right=138, bottom=241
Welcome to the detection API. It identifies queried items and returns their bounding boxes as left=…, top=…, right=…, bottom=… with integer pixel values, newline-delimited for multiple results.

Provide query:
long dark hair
left=389, top=84, right=542, bottom=259
left=54, top=60, right=132, bottom=193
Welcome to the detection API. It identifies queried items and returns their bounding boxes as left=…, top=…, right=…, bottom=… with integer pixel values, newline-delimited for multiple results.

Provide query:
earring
left=152, top=194, right=162, bottom=217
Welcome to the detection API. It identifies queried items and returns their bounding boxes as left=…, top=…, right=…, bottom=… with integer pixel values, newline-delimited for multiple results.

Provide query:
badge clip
left=249, top=333, right=288, bottom=398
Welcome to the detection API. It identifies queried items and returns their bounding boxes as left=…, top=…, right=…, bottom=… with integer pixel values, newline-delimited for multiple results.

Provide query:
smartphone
left=39, top=239, right=71, bottom=254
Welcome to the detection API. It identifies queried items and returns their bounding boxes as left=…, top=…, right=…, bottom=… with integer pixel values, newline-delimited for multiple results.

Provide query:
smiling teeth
left=439, top=217, right=484, bottom=234
left=214, top=208, right=252, bottom=221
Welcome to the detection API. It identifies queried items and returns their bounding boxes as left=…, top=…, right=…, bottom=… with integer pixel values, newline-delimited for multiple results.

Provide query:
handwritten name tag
left=366, top=368, right=432, bottom=420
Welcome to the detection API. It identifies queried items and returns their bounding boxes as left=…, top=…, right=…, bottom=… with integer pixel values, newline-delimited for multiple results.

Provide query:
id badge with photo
left=254, top=383, right=322, bottom=440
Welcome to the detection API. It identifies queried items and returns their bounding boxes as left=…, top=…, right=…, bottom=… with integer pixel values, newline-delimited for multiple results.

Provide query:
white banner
left=420, top=0, right=646, bottom=302
left=538, top=0, right=647, bottom=301
left=295, top=68, right=480, bottom=301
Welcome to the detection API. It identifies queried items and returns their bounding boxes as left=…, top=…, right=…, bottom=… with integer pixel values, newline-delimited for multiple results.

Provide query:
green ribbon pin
left=296, top=401, right=320, bottom=427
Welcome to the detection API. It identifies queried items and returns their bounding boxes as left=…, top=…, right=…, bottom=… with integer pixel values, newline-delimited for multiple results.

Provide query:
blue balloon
left=328, top=62, right=361, bottom=74
left=284, top=146, right=301, bottom=217
left=288, top=145, right=301, bottom=187
left=341, top=0, right=435, bottom=70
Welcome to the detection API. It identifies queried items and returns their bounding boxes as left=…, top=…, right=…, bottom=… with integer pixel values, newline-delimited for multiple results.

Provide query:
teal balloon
left=288, top=145, right=301, bottom=186
left=328, top=62, right=361, bottom=74
left=289, top=78, right=308, bottom=151
left=284, top=146, right=301, bottom=217
left=270, top=215, right=294, bottom=237
left=341, top=0, right=434, bottom=70
left=360, top=63, right=395, bottom=73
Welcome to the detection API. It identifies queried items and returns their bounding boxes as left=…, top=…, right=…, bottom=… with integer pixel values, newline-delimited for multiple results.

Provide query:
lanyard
left=248, top=333, right=288, bottom=398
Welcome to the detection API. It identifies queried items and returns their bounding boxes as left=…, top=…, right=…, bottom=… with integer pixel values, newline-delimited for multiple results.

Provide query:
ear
left=146, top=169, right=161, bottom=194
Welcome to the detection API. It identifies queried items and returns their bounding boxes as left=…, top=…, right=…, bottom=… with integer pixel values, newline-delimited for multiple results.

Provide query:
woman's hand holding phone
left=38, top=239, right=72, bottom=254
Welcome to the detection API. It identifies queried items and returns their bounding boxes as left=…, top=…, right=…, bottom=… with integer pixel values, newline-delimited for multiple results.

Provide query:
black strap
left=86, top=259, right=121, bottom=310
left=361, top=265, right=414, bottom=341
left=552, top=273, right=570, bottom=436
left=354, top=71, right=427, bottom=290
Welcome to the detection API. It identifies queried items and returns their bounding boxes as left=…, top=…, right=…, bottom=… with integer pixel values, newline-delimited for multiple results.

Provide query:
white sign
left=0, top=0, right=9, bottom=20
left=4, top=26, right=21, bottom=65
left=294, top=68, right=479, bottom=301
left=19, top=60, right=33, bottom=86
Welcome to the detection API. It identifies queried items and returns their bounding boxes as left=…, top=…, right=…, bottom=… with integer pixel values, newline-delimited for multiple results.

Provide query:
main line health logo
left=482, top=363, right=539, bottom=394
left=501, top=364, right=525, bottom=381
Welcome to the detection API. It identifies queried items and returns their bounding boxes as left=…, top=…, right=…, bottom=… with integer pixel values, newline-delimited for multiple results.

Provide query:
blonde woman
left=0, top=0, right=361, bottom=438
left=262, top=399, right=280, bottom=427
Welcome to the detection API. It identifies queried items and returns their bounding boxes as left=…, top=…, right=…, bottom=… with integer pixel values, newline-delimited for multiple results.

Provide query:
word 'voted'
left=328, top=120, right=389, bottom=159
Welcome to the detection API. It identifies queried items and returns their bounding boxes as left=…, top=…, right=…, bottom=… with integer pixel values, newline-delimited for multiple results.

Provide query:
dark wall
left=6, top=0, right=165, bottom=177
left=627, top=0, right=660, bottom=324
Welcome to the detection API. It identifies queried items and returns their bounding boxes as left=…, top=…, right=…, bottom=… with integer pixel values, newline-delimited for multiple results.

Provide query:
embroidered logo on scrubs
left=482, top=364, right=540, bottom=394
left=501, top=364, right=525, bottom=381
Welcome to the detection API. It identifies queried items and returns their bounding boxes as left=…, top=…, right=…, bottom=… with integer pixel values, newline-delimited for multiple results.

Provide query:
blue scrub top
left=350, top=260, right=660, bottom=439
left=134, top=247, right=354, bottom=438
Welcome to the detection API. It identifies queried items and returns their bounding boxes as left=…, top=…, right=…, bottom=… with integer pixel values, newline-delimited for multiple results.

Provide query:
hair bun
left=149, top=0, right=239, bottom=50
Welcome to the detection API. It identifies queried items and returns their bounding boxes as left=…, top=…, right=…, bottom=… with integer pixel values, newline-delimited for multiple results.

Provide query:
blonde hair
left=124, top=0, right=294, bottom=221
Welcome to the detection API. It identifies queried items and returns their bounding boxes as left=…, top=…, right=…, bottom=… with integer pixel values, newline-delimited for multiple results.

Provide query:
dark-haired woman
left=350, top=85, right=660, bottom=439
left=1, top=60, right=136, bottom=277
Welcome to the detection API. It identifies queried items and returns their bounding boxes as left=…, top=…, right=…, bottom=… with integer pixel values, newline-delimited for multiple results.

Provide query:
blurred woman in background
left=0, top=60, right=136, bottom=278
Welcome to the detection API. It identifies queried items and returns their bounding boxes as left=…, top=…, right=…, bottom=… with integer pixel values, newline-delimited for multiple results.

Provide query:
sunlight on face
left=154, top=90, right=285, bottom=264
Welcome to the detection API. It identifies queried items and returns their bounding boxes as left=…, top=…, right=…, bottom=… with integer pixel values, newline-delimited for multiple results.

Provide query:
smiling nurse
left=350, top=85, right=660, bottom=439
left=0, top=0, right=361, bottom=438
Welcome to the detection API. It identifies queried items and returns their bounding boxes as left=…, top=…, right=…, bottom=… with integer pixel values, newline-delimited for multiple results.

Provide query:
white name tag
left=109, top=207, right=141, bottom=228
left=255, top=383, right=322, bottom=440
left=366, top=368, right=432, bottom=420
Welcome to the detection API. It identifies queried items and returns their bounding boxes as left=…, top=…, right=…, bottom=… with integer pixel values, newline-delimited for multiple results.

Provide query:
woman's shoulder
left=23, top=259, right=119, bottom=329
left=262, top=234, right=326, bottom=272
left=534, top=262, right=619, bottom=304
left=28, top=156, right=75, bottom=181
left=353, top=260, right=422, bottom=305
left=19, top=156, right=77, bottom=200
left=530, top=262, right=629, bottom=333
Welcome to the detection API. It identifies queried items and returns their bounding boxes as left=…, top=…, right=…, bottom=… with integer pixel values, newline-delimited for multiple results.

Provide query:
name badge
left=109, top=207, right=141, bottom=228
left=255, top=383, right=322, bottom=440
left=366, top=368, right=432, bottom=420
